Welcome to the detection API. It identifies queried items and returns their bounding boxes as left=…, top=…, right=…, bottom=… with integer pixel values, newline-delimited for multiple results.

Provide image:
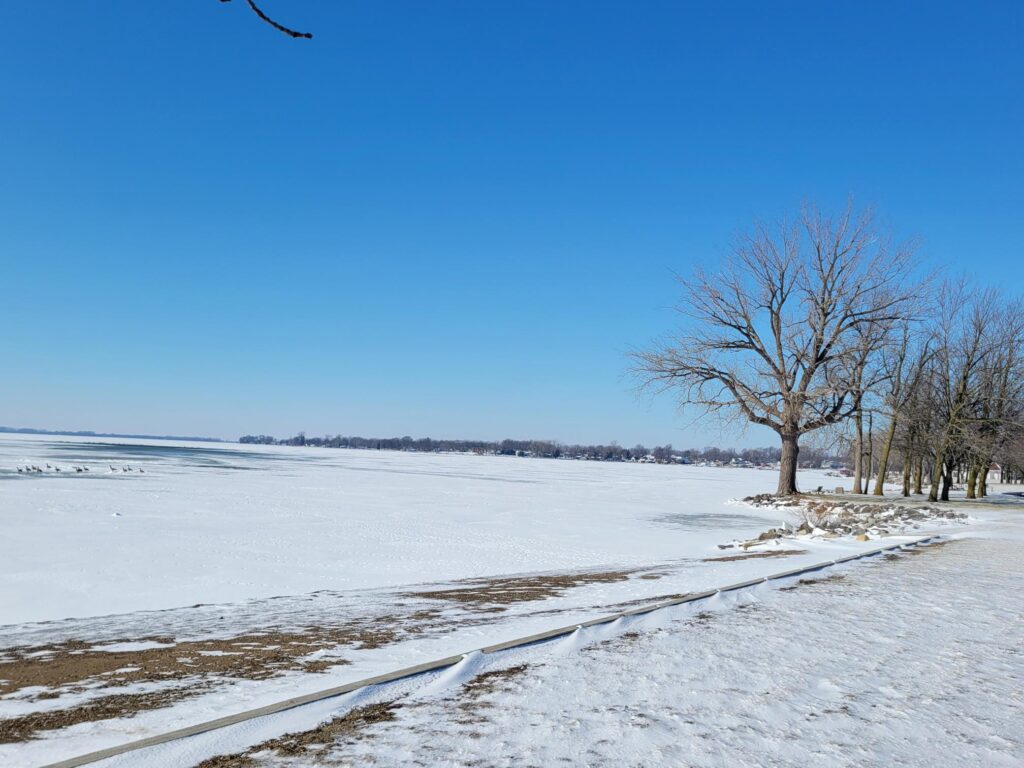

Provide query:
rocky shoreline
left=719, top=495, right=968, bottom=551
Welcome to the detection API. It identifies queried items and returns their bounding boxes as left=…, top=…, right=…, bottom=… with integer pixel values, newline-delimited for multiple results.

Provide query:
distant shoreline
left=0, top=426, right=224, bottom=443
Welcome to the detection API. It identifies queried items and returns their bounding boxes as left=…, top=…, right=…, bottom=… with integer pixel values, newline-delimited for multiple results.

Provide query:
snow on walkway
left=221, top=533, right=1023, bottom=768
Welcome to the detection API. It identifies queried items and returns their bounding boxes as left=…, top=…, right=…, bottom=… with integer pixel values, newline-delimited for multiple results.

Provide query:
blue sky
left=1, top=1, right=1021, bottom=446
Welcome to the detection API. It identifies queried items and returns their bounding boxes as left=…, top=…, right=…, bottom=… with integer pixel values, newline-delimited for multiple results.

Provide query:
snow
left=0, top=433, right=1016, bottom=768
left=88, top=641, right=177, bottom=653
left=90, top=528, right=1023, bottom=768
left=346, top=529, right=1020, bottom=768
left=0, top=433, right=847, bottom=624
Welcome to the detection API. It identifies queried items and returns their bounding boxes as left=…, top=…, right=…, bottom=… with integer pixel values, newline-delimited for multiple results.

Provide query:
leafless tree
left=961, top=299, right=1024, bottom=496
left=635, top=203, right=917, bottom=495
left=871, top=320, right=934, bottom=495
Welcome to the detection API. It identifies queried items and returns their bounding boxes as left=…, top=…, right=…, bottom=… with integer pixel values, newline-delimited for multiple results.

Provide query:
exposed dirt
left=703, top=549, right=807, bottom=562
left=0, top=624, right=401, bottom=741
left=194, top=702, right=403, bottom=767
left=898, top=539, right=952, bottom=555
left=461, top=664, right=530, bottom=699
left=0, top=565, right=676, bottom=746
left=606, top=593, right=692, bottom=610
left=779, top=574, right=847, bottom=591
left=0, top=625, right=397, bottom=699
left=405, top=569, right=635, bottom=608
left=0, top=688, right=198, bottom=743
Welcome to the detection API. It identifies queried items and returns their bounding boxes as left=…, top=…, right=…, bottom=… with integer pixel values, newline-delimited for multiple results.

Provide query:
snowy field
left=1, top=433, right=847, bottom=624
left=1, top=433, right=1014, bottom=767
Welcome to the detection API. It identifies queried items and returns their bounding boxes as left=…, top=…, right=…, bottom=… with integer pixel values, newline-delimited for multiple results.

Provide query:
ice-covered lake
left=0, top=434, right=835, bottom=625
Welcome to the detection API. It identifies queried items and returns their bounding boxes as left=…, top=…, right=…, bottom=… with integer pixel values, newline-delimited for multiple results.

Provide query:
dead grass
left=194, top=702, right=402, bottom=767
left=702, top=549, right=807, bottom=562
left=405, top=569, right=634, bottom=608
left=0, top=688, right=198, bottom=743
left=778, top=574, right=847, bottom=591
left=0, top=625, right=396, bottom=700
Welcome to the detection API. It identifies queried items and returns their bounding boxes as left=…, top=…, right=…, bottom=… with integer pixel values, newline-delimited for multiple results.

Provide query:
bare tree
left=635, top=203, right=916, bottom=495
left=872, top=321, right=934, bottom=495
left=219, top=0, right=313, bottom=39
left=919, top=286, right=997, bottom=501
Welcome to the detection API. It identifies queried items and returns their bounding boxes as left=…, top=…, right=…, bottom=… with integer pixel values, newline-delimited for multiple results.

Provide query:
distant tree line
left=239, top=432, right=838, bottom=467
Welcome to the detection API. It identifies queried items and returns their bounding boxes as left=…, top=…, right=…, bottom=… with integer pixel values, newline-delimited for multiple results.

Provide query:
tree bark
left=914, top=457, right=924, bottom=495
left=940, top=463, right=953, bottom=502
left=902, top=459, right=911, bottom=497
left=873, top=416, right=896, bottom=495
left=777, top=433, right=800, bottom=496
left=966, top=464, right=978, bottom=499
left=928, top=449, right=943, bottom=502
left=852, top=409, right=864, bottom=493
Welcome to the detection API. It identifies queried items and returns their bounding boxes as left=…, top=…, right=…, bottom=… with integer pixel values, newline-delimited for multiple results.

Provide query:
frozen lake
left=0, top=434, right=834, bottom=625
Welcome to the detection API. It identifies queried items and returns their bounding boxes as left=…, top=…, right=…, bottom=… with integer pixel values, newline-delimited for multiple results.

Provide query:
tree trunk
left=777, top=433, right=800, bottom=496
left=852, top=409, right=864, bottom=493
left=966, top=464, right=978, bottom=499
left=864, top=412, right=874, bottom=492
left=979, top=460, right=989, bottom=497
left=873, top=416, right=897, bottom=496
left=940, top=463, right=953, bottom=502
left=928, top=450, right=943, bottom=502
left=914, top=457, right=924, bottom=495
left=902, top=459, right=911, bottom=497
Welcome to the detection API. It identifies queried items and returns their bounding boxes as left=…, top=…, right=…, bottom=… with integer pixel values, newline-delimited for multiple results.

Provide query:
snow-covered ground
left=0, top=433, right=1014, bottom=767
left=281, top=528, right=1024, bottom=768
left=0, top=433, right=848, bottom=624
left=87, top=522, right=1024, bottom=768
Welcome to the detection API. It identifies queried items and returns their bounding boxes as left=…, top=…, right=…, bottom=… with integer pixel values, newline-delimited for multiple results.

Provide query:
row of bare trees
left=636, top=201, right=1024, bottom=498
left=842, top=286, right=1024, bottom=500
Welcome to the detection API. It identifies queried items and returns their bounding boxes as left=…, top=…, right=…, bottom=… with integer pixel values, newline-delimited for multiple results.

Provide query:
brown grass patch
left=702, top=549, right=807, bottom=562
left=605, top=593, right=692, bottom=610
left=778, top=574, right=847, bottom=591
left=899, top=540, right=951, bottom=555
left=0, top=688, right=197, bottom=743
left=0, top=624, right=400, bottom=742
left=194, top=702, right=402, bottom=767
left=461, top=665, right=529, bottom=698
left=405, top=569, right=634, bottom=608
left=0, top=625, right=395, bottom=701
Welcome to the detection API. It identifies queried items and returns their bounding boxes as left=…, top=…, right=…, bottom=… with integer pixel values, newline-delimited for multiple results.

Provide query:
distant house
left=987, top=463, right=1002, bottom=484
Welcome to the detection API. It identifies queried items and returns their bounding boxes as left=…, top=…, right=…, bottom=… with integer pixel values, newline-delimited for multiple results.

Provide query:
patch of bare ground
left=452, top=665, right=532, bottom=726
left=194, top=702, right=403, bottom=767
left=899, top=540, right=952, bottom=555
left=404, top=569, right=635, bottom=608
left=605, top=593, right=692, bottom=610
left=0, top=625, right=400, bottom=741
left=0, top=625, right=397, bottom=699
left=703, top=549, right=807, bottom=562
left=0, top=688, right=197, bottom=744
left=779, top=574, right=847, bottom=591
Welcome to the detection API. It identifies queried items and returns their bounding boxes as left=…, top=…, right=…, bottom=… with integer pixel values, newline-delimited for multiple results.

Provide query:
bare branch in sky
left=219, top=0, right=313, bottom=39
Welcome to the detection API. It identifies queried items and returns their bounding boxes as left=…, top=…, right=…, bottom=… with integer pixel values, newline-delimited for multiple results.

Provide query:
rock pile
left=722, top=497, right=967, bottom=550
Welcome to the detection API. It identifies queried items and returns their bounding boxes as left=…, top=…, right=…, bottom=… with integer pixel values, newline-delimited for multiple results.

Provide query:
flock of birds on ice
left=15, top=463, right=144, bottom=474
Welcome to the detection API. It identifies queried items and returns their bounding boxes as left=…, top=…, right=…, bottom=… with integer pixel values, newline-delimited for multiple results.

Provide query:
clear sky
left=1, top=1, right=1021, bottom=446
